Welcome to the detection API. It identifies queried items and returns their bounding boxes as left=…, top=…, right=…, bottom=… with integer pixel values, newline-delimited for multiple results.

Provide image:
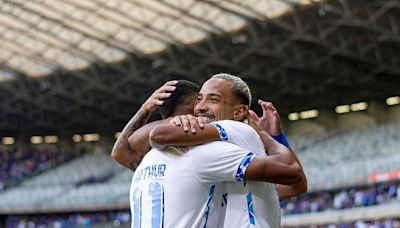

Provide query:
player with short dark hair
left=111, top=80, right=199, bottom=171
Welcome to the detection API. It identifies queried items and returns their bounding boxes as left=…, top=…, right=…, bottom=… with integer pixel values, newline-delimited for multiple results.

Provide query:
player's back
left=212, top=120, right=280, bottom=228
left=130, top=141, right=249, bottom=228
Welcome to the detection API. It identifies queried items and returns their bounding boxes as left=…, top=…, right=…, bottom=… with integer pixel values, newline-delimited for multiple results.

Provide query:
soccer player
left=116, top=79, right=302, bottom=227
left=147, top=73, right=307, bottom=227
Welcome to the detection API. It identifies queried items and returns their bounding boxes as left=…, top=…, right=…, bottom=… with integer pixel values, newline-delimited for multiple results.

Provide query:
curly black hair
left=159, top=80, right=200, bottom=119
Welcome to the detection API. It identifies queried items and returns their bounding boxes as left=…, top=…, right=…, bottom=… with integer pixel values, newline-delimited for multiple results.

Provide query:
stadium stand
left=0, top=152, right=131, bottom=213
left=1, top=0, right=400, bottom=227
left=21, top=153, right=119, bottom=187
left=4, top=211, right=130, bottom=228
left=293, top=123, right=400, bottom=188
left=285, top=219, right=400, bottom=228
left=1, top=121, right=399, bottom=227
left=0, top=146, right=81, bottom=190
left=281, top=180, right=400, bottom=215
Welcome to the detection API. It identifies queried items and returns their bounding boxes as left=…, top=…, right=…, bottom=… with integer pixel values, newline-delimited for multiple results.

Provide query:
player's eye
left=195, top=96, right=202, bottom=104
left=210, top=97, right=220, bottom=103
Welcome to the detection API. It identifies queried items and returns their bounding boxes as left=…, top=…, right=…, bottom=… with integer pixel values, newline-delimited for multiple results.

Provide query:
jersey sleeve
left=190, top=141, right=256, bottom=183
left=210, top=120, right=265, bottom=155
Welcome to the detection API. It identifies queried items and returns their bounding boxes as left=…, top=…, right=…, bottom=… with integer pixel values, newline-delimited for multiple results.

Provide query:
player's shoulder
left=211, top=120, right=258, bottom=136
left=212, top=120, right=253, bottom=131
left=187, top=141, right=241, bottom=158
left=188, top=141, right=236, bottom=150
left=137, top=148, right=160, bottom=162
left=212, top=119, right=246, bottom=126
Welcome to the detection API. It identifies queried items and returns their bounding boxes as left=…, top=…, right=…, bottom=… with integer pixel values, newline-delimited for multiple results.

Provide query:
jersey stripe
left=246, top=193, right=256, bottom=225
left=235, top=152, right=256, bottom=182
left=203, top=184, right=216, bottom=228
left=211, top=123, right=229, bottom=141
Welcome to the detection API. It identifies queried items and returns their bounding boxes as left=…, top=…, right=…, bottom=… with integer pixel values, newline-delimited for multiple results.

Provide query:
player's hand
left=253, top=100, right=282, bottom=136
left=247, top=110, right=263, bottom=134
left=247, top=110, right=275, bottom=147
left=170, top=114, right=205, bottom=134
left=141, top=80, right=178, bottom=113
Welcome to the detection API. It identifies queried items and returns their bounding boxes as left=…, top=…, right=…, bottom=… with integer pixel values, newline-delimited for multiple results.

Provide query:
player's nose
left=194, top=99, right=208, bottom=114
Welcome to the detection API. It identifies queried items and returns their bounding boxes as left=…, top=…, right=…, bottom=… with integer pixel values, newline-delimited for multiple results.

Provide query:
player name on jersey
left=133, top=164, right=166, bottom=183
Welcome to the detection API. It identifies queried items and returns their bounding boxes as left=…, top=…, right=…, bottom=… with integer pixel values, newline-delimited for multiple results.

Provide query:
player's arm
left=192, top=140, right=300, bottom=186
left=111, top=108, right=152, bottom=171
left=275, top=147, right=307, bottom=199
left=111, top=81, right=177, bottom=171
left=125, top=119, right=168, bottom=170
left=244, top=130, right=302, bottom=185
left=148, top=120, right=220, bottom=150
left=151, top=122, right=302, bottom=185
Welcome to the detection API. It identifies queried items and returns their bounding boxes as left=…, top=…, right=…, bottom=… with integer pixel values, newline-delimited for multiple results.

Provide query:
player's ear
left=233, top=104, right=248, bottom=121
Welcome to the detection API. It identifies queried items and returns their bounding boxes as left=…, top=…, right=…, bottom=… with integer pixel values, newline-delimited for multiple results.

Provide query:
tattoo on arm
left=130, top=152, right=146, bottom=170
left=112, top=109, right=150, bottom=156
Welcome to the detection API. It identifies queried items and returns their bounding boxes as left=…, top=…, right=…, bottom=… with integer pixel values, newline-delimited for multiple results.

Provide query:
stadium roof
left=0, top=0, right=312, bottom=79
left=0, top=0, right=399, bottom=137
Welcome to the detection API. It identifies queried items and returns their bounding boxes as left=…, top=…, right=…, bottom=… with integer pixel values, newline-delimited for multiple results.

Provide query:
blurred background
left=0, top=0, right=399, bottom=227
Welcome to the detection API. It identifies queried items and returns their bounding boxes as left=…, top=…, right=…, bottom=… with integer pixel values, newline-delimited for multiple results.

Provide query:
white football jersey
left=130, top=141, right=256, bottom=228
left=211, top=120, right=280, bottom=228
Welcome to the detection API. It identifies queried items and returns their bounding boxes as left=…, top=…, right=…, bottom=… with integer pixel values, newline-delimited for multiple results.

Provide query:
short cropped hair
left=211, top=73, right=252, bottom=106
left=159, top=80, right=200, bottom=119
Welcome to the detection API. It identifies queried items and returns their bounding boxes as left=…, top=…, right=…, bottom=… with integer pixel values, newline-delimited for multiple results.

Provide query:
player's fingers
left=264, top=102, right=274, bottom=111
left=168, top=117, right=175, bottom=124
left=259, top=99, right=270, bottom=117
left=188, top=116, right=200, bottom=134
left=155, top=86, right=176, bottom=96
left=196, top=117, right=205, bottom=128
left=259, top=99, right=272, bottom=105
left=153, top=92, right=172, bottom=100
left=247, top=110, right=262, bottom=131
left=246, top=111, right=254, bottom=125
left=164, top=80, right=179, bottom=86
left=161, top=85, right=177, bottom=92
left=172, top=116, right=182, bottom=126
left=273, top=111, right=281, bottom=122
left=153, top=81, right=177, bottom=95
left=260, top=101, right=271, bottom=121
left=267, top=103, right=278, bottom=112
left=180, top=115, right=191, bottom=132
left=247, top=110, right=259, bottom=123
left=247, top=109, right=255, bottom=118
left=153, top=99, right=164, bottom=106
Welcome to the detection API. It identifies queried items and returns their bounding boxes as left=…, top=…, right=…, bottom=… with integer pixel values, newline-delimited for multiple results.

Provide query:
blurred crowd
left=281, top=181, right=400, bottom=215
left=2, top=180, right=400, bottom=227
left=299, top=218, right=400, bottom=228
left=5, top=211, right=130, bottom=228
left=0, top=147, right=81, bottom=190
left=5, top=211, right=400, bottom=228
left=333, top=219, right=400, bottom=228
